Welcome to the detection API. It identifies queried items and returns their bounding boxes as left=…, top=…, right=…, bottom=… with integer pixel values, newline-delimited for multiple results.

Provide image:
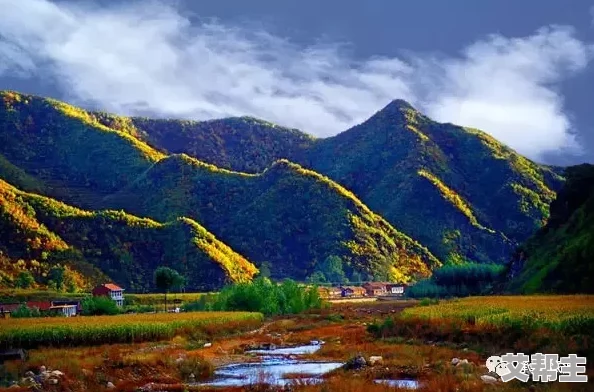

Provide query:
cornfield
left=0, top=311, right=263, bottom=349
left=402, top=295, right=594, bottom=334
left=125, top=292, right=212, bottom=305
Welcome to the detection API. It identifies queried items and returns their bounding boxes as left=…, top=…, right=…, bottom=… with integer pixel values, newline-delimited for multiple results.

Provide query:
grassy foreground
left=0, top=312, right=263, bottom=349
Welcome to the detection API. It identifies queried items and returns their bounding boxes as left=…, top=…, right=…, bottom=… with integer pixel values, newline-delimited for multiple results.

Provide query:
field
left=1, top=297, right=593, bottom=392
left=369, top=295, right=594, bottom=358
left=125, top=292, right=213, bottom=305
left=402, top=295, right=594, bottom=332
left=0, top=311, right=263, bottom=349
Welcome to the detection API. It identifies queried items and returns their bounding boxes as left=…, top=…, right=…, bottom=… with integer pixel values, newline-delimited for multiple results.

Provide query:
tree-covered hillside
left=306, top=101, right=564, bottom=264
left=94, top=97, right=562, bottom=265
left=0, top=91, right=438, bottom=287
left=105, top=155, right=439, bottom=281
left=509, top=164, right=594, bottom=293
left=0, top=178, right=257, bottom=291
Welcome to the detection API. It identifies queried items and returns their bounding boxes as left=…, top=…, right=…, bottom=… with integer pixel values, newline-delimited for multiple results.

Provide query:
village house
left=92, top=283, right=125, bottom=307
left=363, top=282, right=388, bottom=297
left=317, top=286, right=342, bottom=299
left=386, top=283, right=407, bottom=296
left=340, top=286, right=366, bottom=298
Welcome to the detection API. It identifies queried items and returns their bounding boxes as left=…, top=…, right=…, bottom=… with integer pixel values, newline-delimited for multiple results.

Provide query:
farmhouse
left=363, top=282, right=388, bottom=297
left=340, top=286, right=366, bottom=297
left=386, top=283, right=407, bottom=296
left=92, top=283, right=125, bottom=307
left=317, top=286, right=342, bottom=299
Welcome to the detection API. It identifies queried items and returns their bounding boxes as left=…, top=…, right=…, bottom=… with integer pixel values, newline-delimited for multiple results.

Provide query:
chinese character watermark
left=486, top=353, right=588, bottom=382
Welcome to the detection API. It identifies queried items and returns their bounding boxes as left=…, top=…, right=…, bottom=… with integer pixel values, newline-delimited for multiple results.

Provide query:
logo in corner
left=486, top=355, right=511, bottom=377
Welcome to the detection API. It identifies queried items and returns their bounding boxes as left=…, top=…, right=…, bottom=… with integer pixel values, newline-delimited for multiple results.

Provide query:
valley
left=1, top=296, right=592, bottom=391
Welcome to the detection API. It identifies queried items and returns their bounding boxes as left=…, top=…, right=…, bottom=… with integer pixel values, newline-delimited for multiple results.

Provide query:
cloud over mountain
left=1, top=0, right=592, bottom=162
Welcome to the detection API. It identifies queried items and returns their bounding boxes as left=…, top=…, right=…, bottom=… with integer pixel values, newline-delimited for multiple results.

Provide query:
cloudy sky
left=0, top=0, right=593, bottom=164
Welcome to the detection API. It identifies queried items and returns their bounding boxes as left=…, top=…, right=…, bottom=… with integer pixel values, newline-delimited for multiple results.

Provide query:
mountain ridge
left=0, top=91, right=439, bottom=288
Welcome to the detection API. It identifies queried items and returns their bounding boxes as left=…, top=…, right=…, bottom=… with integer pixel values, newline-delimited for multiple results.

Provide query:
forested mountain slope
left=0, top=91, right=438, bottom=287
left=509, top=164, right=594, bottom=293
left=92, top=97, right=563, bottom=265
left=0, top=177, right=257, bottom=291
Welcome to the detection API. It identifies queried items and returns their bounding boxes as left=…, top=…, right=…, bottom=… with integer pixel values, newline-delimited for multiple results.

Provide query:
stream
left=197, top=342, right=420, bottom=388
left=197, top=342, right=342, bottom=387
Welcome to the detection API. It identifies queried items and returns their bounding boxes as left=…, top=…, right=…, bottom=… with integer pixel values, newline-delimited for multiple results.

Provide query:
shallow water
left=199, top=357, right=343, bottom=387
left=197, top=343, right=343, bottom=387
left=246, top=343, right=323, bottom=355
left=374, top=378, right=420, bottom=389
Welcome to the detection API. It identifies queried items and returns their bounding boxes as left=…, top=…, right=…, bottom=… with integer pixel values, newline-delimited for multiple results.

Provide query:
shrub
left=212, top=278, right=323, bottom=316
left=15, top=271, right=35, bottom=289
left=10, top=304, right=41, bottom=318
left=81, top=296, right=120, bottom=316
left=177, top=355, right=214, bottom=381
left=182, top=294, right=217, bottom=312
left=407, top=263, right=505, bottom=298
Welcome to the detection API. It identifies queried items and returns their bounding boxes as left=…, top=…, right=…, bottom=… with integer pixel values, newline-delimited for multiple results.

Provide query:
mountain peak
left=386, top=99, right=415, bottom=110
left=362, top=99, right=421, bottom=125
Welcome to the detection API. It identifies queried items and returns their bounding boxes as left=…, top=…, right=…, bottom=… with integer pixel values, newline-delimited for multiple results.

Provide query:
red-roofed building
left=92, top=283, right=125, bottom=307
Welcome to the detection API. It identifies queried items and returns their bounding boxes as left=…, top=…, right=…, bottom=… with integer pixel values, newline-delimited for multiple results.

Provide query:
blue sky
left=0, top=0, right=593, bottom=164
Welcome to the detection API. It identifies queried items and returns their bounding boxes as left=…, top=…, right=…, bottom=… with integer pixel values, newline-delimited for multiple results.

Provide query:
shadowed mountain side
left=509, top=164, right=594, bottom=293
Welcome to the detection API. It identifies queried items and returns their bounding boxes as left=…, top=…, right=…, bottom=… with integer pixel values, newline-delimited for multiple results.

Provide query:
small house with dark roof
left=340, top=286, right=366, bottom=297
left=92, top=283, right=125, bottom=307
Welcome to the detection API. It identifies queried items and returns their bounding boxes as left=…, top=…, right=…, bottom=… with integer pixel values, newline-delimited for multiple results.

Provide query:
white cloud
left=0, top=0, right=591, bottom=162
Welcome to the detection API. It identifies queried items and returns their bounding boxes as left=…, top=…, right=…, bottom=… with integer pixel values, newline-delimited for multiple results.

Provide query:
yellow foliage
left=417, top=169, right=495, bottom=233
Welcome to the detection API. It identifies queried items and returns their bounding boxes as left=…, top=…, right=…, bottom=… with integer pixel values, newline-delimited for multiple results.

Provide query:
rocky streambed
left=196, top=342, right=343, bottom=387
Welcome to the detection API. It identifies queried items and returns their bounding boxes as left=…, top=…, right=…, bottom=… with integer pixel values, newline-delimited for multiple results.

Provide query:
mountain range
left=0, top=90, right=575, bottom=291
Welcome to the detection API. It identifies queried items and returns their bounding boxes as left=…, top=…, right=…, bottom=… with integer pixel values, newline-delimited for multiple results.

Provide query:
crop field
left=402, top=295, right=594, bottom=333
left=125, top=292, right=214, bottom=305
left=0, top=311, right=263, bottom=349
left=368, top=295, right=594, bottom=357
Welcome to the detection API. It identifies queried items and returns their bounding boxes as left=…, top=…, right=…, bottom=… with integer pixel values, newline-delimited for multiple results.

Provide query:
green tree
left=47, top=280, right=57, bottom=291
left=15, top=271, right=35, bottom=289
left=49, top=265, right=65, bottom=292
left=350, top=271, right=362, bottom=285
left=154, top=266, right=184, bottom=312
left=11, top=304, right=41, bottom=318
left=318, top=255, right=348, bottom=284
left=307, top=271, right=327, bottom=284
left=212, top=278, right=322, bottom=316
left=81, top=296, right=120, bottom=315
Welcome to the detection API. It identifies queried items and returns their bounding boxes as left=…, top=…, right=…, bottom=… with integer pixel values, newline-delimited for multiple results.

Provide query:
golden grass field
left=402, top=295, right=594, bottom=331
left=0, top=311, right=263, bottom=349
